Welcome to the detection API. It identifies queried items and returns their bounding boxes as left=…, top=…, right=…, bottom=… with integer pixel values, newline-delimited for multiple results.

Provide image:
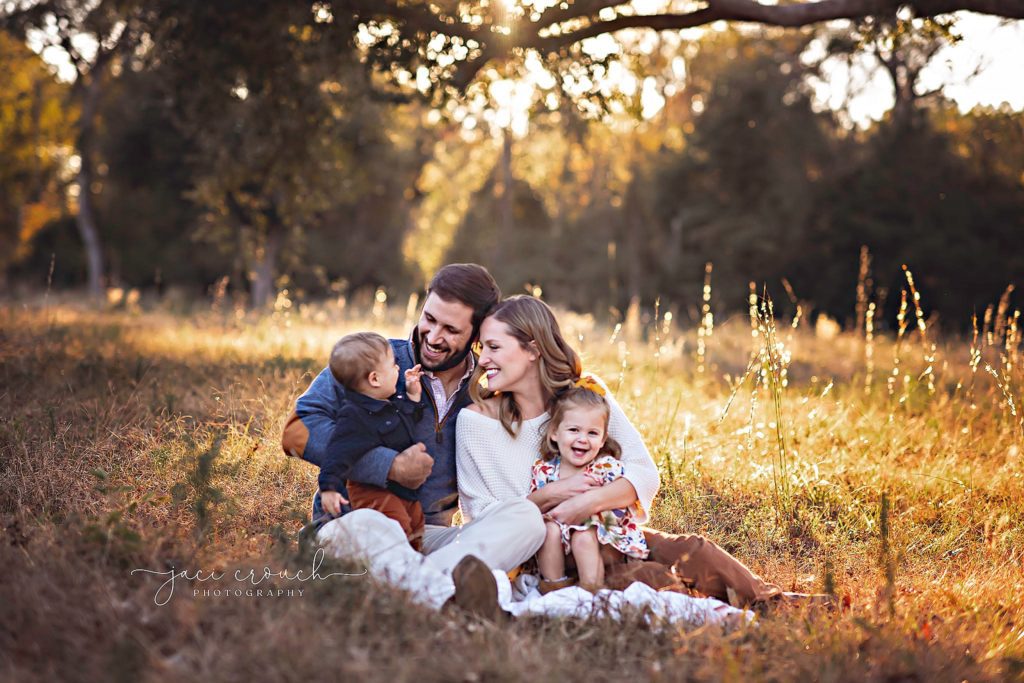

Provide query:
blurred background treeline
left=1, top=2, right=1022, bottom=328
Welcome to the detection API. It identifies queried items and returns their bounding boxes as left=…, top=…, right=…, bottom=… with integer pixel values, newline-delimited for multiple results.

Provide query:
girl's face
left=478, top=317, right=539, bottom=394
left=551, top=405, right=608, bottom=468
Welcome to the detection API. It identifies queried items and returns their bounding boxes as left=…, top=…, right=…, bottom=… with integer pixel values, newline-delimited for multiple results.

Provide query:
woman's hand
left=546, top=478, right=641, bottom=526
left=549, top=472, right=601, bottom=502
left=528, top=472, right=601, bottom=512
left=546, top=491, right=598, bottom=526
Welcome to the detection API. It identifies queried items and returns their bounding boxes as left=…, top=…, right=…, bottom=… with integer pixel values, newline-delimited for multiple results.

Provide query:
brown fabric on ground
left=605, top=529, right=782, bottom=606
left=605, top=560, right=682, bottom=591
left=347, top=481, right=425, bottom=551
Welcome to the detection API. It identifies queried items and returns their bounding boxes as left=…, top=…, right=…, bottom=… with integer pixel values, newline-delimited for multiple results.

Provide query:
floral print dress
left=530, top=454, right=649, bottom=560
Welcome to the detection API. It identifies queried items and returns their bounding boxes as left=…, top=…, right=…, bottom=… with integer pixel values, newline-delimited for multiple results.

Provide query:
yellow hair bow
left=573, top=374, right=606, bottom=397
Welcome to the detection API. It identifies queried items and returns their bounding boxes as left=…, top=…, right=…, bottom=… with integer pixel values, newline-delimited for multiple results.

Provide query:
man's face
left=416, top=292, right=475, bottom=372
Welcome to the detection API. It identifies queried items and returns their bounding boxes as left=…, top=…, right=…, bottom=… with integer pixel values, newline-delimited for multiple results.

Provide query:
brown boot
left=447, top=555, right=504, bottom=621
left=538, top=576, right=576, bottom=595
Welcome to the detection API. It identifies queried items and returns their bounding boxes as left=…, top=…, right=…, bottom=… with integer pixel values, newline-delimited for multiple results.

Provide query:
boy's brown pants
left=604, top=529, right=783, bottom=606
left=346, top=481, right=425, bottom=551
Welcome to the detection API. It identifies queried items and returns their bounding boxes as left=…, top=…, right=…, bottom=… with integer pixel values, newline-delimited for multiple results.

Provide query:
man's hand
left=388, top=442, right=433, bottom=489
left=404, top=364, right=423, bottom=402
left=321, top=490, right=349, bottom=516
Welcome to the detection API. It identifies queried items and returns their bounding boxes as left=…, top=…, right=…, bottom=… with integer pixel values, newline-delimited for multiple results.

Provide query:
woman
left=457, top=295, right=785, bottom=606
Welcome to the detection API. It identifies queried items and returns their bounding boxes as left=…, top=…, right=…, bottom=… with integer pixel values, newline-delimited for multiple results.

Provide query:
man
left=282, top=264, right=541, bottom=615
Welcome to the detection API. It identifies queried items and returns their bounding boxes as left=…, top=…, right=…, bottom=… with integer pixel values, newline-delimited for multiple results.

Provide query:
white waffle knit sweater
left=456, top=380, right=661, bottom=524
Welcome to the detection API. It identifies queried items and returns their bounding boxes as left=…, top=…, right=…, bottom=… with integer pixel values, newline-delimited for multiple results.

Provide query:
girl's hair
left=469, top=295, right=582, bottom=436
left=539, top=386, right=622, bottom=462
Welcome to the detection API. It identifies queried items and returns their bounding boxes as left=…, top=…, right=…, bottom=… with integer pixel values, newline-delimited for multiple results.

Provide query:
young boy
left=319, top=331, right=426, bottom=549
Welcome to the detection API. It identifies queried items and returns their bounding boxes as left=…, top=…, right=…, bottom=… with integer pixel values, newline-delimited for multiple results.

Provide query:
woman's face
left=478, top=317, right=538, bottom=394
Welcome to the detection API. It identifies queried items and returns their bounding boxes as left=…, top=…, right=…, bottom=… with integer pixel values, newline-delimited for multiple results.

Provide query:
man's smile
left=422, top=341, right=449, bottom=362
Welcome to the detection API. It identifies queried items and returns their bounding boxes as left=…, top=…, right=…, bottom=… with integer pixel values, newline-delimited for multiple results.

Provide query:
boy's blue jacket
left=283, top=337, right=471, bottom=527
left=316, top=389, right=423, bottom=500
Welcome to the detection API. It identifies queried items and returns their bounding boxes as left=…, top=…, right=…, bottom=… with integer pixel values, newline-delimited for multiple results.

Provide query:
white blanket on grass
left=316, top=510, right=752, bottom=629
left=507, top=573, right=751, bottom=627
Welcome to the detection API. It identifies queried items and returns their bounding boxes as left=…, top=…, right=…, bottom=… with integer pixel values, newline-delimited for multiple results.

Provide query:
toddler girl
left=529, top=378, right=649, bottom=594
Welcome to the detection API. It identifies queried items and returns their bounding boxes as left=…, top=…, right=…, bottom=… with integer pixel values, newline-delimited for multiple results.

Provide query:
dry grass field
left=2, top=286, right=1023, bottom=682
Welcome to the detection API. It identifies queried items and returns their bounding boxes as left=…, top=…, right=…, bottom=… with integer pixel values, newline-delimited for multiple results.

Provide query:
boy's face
left=371, top=347, right=400, bottom=398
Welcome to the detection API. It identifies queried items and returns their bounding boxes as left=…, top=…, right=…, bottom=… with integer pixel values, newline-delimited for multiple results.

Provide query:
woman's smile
left=477, top=317, right=538, bottom=393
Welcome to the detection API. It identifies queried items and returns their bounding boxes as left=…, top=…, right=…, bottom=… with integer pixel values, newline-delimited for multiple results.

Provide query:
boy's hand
left=404, top=364, right=423, bottom=402
left=321, top=490, right=349, bottom=517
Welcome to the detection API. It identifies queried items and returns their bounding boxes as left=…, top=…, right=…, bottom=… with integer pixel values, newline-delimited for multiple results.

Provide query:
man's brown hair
left=428, top=264, right=501, bottom=334
left=329, top=332, right=390, bottom=390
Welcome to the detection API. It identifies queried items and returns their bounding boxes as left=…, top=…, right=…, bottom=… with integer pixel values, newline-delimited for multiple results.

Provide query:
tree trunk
left=622, top=183, right=643, bottom=305
left=74, top=75, right=105, bottom=299
left=250, top=223, right=282, bottom=309
left=495, top=127, right=512, bottom=237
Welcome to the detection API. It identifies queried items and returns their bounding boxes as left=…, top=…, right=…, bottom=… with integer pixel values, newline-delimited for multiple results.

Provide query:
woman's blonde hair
left=469, top=295, right=582, bottom=436
left=539, top=386, right=622, bottom=462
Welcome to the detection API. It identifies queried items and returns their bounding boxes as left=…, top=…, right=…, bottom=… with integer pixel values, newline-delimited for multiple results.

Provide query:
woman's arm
left=545, top=478, right=639, bottom=526
left=527, top=473, right=601, bottom=512
left=455, top=415, right=503, bottom=522
left=597, top=376, right=660, bottom=523
left=524, top=475, right=602, bottom=511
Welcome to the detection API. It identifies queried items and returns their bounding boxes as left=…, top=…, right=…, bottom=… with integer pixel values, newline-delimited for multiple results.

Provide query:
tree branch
left=344, top=0, right=1024, bottom=93
left=336, top=0, right=482, bottom=42
left=534, top=0, right=628, bottom=29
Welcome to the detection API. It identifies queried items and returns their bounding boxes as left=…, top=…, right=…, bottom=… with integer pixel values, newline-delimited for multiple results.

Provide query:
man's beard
left=412, top=328, right=474, bottom=373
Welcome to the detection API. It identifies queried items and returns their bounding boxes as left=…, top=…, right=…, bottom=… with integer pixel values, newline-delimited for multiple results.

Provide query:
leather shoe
left=447, top=555, right=504, bottom=621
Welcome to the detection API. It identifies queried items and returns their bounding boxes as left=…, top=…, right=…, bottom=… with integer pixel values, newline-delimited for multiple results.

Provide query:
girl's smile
left=551, top=405, right=608, bottom=469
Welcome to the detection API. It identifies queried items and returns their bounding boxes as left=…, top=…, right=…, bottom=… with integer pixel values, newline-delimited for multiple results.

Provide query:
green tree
left=0, top=31, right=72, bottom=284
left=153, top=0, right=427, bottom=306
left=649, top=32, right=841, bottom=311
left=2, top=0, right=154, bottom=297
left=334, top=0, right=1022, bottom=97
left=815, top=111, right=1024, bottom=325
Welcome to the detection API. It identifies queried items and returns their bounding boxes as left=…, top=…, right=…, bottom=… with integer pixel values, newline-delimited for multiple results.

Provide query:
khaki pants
left=317, top=498, right=543, bottom=610
left=604, top=529, right=782, bottom=606
left=420, top=498, right=546, bottom=574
